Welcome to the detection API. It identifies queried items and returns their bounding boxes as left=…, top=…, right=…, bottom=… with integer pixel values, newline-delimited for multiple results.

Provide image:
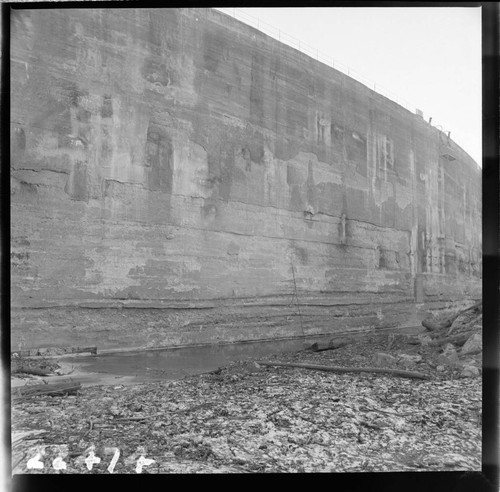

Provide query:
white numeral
left=84, top=446, right=101, bottom=471
left=52, top=456, right=67, bottom=470
left=135, top=455, right=155, bottom=474
left=27, top=453, right=44, bottom=470
left=26, top=443, right=162, bottom=472
left=105, top=447, right=120, bottom=474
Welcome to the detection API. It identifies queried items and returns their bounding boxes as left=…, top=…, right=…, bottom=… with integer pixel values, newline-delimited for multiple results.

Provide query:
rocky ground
left=11, top=304, right=482, bottom=474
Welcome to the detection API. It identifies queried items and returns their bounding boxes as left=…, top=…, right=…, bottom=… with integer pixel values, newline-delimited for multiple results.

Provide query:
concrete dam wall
left=11, top=8, right=482, bottom=351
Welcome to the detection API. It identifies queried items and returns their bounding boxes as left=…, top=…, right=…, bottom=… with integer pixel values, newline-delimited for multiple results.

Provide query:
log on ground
left=11, top=366, right=52, bottom=376
left=257, top=361, right=429, bottom=380
left=12, top=382, right=81, bottom=400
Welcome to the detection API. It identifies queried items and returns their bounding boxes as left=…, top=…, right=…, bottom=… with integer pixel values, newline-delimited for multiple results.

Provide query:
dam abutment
left=11, top=8, right=481, bottom=351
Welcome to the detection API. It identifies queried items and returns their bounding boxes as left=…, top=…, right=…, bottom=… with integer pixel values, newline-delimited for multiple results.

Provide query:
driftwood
left=422, top=301, right=482, bottom=332
left=257, top=361, right=429, bottom=380
left=12, top=365, right=52, bottom=376
left=308, top=338, right=353, bottom=353
left=12, top=382, right=81, bottom=401
left=11, top=346, right=97, bottom=357
left=113, top=414, right=162, bottom=422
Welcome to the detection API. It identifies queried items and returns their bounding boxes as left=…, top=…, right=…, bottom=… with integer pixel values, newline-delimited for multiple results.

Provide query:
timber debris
left=12, top=346, right=97, bottom=357
left=12, top=382, right=81, bottom=401
left=11, top=356, right=61, bottom=377
left=257, top=361, right=429, bottom=380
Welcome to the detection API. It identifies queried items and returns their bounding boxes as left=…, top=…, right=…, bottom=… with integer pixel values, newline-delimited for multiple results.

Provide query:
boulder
left=460, top=366, right=480, bottom=378
left=436, top=343, right=459, bottom=366
left=398, top=354, right=423, bottom=364
left=417, top=334, right=433, bottom=346
left=442, top=343, right=458, bottom=358
left=461, top=333, right=482, bottom=355
left=397, top=354, right=422, bottom=369
left=109, top=405, right=121, bottom=416
left=374, top=352, right=397, bottom=367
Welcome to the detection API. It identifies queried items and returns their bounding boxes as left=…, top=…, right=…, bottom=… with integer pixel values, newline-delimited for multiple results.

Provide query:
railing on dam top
left=215, top=7, right=453, bottom=141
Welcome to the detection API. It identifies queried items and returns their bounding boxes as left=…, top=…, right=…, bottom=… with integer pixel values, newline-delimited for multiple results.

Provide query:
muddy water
left=14, top=328, right=422, bottom=387
left=58, top=338, right=309, bottom=385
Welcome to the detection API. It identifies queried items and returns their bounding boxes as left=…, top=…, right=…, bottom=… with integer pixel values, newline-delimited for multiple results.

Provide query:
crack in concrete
left=12, top=167, right=70, bottom=175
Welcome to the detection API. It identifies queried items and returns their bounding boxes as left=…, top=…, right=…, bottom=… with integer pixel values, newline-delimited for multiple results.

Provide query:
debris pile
left=421, top=301, right=481, bottom=336
left=417, top=301, right=482, bottom=378
left=296, top=301, right=482, bottom=381
left=11, top=355, right=61, bottom=378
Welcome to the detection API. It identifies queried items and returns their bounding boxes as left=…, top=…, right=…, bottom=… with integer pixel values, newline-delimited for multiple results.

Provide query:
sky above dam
left=216, top=7, right=482, bottom=166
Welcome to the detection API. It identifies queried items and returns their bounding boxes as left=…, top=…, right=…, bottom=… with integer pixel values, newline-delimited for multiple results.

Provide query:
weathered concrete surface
left=11, top=8, right=482, bottom=351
